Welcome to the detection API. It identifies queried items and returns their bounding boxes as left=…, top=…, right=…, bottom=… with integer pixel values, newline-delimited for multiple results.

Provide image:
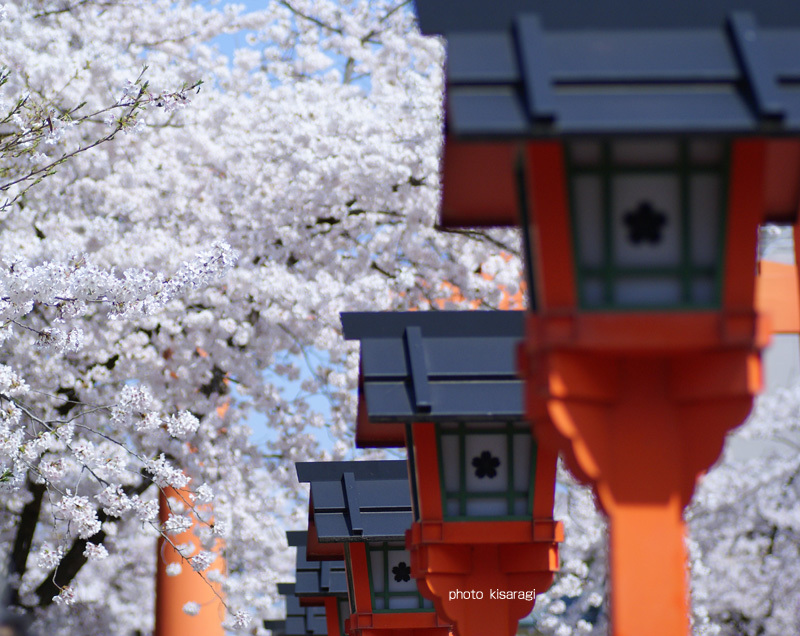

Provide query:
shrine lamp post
left=295, top=460, right=451, bottom=636
left=286, top=531, right=350, bottom=636
left=341, top=311, right=562, bottom=636
left=413, top=1, right=800, bottom=635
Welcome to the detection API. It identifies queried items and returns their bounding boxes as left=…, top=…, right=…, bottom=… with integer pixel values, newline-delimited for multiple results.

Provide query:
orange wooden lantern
left=296, top=461, right=452, bottom=636
left=341, top=312, right=562, bottom=636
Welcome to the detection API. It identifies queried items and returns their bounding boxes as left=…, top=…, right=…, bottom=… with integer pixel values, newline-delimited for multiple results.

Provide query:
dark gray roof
left=296, top=461, right=412, bottom=542
left=286, top=531, right=348, bottom=598
left=416, top=0, right=800, bottom=32
left=263, top=620, right=287, bottom=635
left=414, top=0, right=800, bottom=136
left=265, top=584, right=327, bottom=636
left=341, top=311, right=524, bottom=421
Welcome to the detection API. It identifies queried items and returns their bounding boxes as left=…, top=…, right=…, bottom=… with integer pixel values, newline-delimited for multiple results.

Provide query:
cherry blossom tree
left=0, top=1, right=522, bottom=634
left=688, top=383, right=800, bottom=636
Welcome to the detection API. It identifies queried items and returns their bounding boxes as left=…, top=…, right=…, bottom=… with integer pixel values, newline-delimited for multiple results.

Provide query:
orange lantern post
left=155, top=486, right=225, bottom=636
left=412, top=1, right=800, bottom=634
left=516, top=139, right=768, bottom=636
left=341, top=311, right=562, bottom=636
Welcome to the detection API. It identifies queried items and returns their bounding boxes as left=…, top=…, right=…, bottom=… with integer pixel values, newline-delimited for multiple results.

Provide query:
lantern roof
left=414, top=0, right=800, bottom=136
left=341, top=311, right=524, bottom=422
left=265, top=584, right=328, bottom=636
left=296, top=460, right=413, bottom=542
left=286, top=531, right=348, bottom=598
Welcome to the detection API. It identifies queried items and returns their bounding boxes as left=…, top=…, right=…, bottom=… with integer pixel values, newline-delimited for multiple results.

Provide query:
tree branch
left=434, top=225, right=521, bottom=256
left=8, top=480, right=46, bottom=607
left=35, top=479, right=152, bottom=606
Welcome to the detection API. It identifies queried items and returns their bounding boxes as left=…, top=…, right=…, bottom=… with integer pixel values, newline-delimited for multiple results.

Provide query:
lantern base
left=523, top=337, right=762, bottom=636
left=407, top=522, right=561, bottom=636
left=344, top=610, right=450, bottom=636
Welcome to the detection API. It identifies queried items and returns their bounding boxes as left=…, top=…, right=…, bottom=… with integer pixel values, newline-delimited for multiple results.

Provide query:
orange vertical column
left=595, top=358, right=690, bottom=636
left=521, top=139, right=767, bottom=636
left=155, top=486, right=226, bottom=636
left=541, top=350, right=758, bottom=636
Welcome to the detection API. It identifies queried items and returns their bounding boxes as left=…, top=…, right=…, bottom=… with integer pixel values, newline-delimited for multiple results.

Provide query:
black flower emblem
left=623, top=201, right=667, bottom=244
left=472, top=450, right=500, bottom=479
left=392, top=561, right=411, bottom=583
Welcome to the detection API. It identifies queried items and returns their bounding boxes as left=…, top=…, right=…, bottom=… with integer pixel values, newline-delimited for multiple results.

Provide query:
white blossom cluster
left=54, top=494, right=102, bottom=539
left=686, top=383, right=800, bottom=636
left=189, top=551, right=217, bottom=573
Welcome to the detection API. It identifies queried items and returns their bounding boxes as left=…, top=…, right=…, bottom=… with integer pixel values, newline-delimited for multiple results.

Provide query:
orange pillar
left=534, top=350, right=760, bottom=636
left=155, top=486, right=225, bottom=636
left=607, top=500, right=687, bottom=636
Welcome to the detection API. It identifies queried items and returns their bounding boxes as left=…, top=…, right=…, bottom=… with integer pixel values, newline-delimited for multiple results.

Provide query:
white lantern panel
left=614, top=278, right=682, bottom=306
left=388, top=596, right=419, bottom=610
left=464, top=434, right=508, bottom=493
left=446, top=499, right=460, bottom=517
left=581, top=277, right=605, bottom=307
left=513, top=497, right=528, bottom=516
left=374, top=597, right=385, bottom=610
left=612, top=139, right=679, bottom=165
left=370, top=550, right=385, bottom=593
left=689, top=174, right=722, bottom=267
left=612, top=175, right=681, bottom=267
left=691, top=278, right=716, bottom=305
left=386, top=550, right=416, bottom=593
left=439, top=432, right=460, bottom=493
left=570, top=140, right=602, bottom=166
left=573, top=175, right=605, bottom=268
left=423, top=597, right=434, bottom=609
left=512, top=433, right=532, bottom=492
left=689, top=139, right=725, bottom=165
left=465, top=497, right=508, bottom=517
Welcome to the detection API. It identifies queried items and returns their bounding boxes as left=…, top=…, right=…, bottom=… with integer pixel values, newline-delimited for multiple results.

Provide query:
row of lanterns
left=270, top=1, right=800, bottom=635
left=270, top=311, right=561, bottom=636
